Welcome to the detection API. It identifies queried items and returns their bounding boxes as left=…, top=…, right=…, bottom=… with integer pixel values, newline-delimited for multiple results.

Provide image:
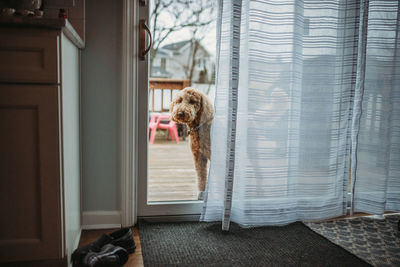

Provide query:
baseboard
left=82, top=210, right=122, bottom=229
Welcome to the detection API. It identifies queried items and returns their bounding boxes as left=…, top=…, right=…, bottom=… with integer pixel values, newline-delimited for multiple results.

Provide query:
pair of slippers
left=72, top=228, right=136, bottom=267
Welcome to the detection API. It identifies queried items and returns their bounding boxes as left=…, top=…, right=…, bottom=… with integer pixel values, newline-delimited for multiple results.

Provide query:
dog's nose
left=178, top=111, right=185, bottom=118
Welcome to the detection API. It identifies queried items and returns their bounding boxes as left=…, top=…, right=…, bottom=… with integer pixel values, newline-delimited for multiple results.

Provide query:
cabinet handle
left=139, top=19, right=152, bottom=60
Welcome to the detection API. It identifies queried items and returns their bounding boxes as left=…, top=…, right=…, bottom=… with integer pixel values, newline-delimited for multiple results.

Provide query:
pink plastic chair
left=149, top=114, right=179, bottom=144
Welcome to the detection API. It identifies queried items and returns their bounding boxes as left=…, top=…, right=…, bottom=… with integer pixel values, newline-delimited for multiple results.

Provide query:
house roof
left=156, top=49, right=170, bottom=57
left=162, top=40, right=191, bottom=51
left=162, top=40, right=211, bottom=57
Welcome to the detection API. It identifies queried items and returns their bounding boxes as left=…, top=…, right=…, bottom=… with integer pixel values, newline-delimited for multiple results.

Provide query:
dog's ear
left=200, top=92, right=214, bottom=124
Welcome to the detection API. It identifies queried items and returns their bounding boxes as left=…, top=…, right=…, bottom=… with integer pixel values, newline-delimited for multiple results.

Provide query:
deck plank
left=148, top=138, right=198, bottom=201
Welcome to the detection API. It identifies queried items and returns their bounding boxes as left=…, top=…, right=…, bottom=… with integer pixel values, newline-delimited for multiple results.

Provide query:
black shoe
left=109, top=228, right=136, bottom=254
left=72, top=228, right=135, bottom=267
left=83, top=244, right=129, bottom=267
left=72, top=234, right=113, bottom=267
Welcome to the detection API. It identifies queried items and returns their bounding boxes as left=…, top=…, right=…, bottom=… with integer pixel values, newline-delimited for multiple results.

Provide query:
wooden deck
left=147, top=78, right=199, bottom=201
left=148, top=136, right=198, bottom=202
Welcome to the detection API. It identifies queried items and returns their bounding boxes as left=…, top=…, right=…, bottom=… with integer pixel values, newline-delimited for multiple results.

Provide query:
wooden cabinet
left=0, top=24, right=82, bottom=266
left=0, top=32, right=58, bottom=83
left=0, top=84, right=62, bottom=262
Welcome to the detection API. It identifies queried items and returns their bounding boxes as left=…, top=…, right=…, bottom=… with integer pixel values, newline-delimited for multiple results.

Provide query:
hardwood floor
left=77, top=228, right=143, bottom=267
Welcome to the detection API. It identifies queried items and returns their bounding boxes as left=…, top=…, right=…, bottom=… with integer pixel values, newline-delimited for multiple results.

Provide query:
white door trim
left=121, top=0, right=138, bottom=227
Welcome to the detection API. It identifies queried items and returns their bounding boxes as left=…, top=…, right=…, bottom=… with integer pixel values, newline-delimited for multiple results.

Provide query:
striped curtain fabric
left=201, top=0, right=400, bottom=230
left=352, top=0, right=400, bottom=215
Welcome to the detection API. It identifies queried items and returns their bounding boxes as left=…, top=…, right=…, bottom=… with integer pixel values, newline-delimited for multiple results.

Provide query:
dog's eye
left=189, top=99, right=195, bottom=104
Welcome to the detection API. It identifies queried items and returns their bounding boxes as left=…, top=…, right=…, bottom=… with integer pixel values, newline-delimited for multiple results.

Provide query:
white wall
left=81, top=0, right=122, bottom=223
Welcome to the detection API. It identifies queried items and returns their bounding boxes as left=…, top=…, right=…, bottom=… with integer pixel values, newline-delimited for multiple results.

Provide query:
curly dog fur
left=170, top=87, right=214, bottom=195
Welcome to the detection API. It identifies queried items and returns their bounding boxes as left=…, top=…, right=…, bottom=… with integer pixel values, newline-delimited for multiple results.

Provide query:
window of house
left=161, top=58, right=166, bottom=70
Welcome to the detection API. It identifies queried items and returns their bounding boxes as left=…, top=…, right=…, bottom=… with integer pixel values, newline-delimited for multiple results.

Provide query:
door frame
left=121, top=0, right=203, bottom=225
left=121, top=0, right=138, bottom=227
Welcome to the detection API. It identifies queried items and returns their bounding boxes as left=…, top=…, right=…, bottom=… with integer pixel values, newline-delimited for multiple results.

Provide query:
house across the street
left=151, top=40, right=215, bottom=83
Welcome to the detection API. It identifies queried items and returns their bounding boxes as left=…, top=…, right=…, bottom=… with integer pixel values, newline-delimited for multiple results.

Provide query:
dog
left=170, top=87, right=214, bottom=200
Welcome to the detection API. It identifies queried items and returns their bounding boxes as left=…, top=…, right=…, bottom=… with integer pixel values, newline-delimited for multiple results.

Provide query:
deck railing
left=149, top=78, right=190, bottom=112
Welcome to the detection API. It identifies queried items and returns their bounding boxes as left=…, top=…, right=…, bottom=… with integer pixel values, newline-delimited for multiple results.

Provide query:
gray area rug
left=139, top=220, right=370, bottom=267
left=306, top=215, right=400, bottom=267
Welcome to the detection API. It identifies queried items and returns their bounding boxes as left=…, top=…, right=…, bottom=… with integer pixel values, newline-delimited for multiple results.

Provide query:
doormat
left=139, top=220, right=370, bottom=266
left=306, top=214, right=400, bottom=267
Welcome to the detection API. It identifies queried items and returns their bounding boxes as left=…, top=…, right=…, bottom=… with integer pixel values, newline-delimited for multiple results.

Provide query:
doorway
left=137, top=0, right=216, bottom=217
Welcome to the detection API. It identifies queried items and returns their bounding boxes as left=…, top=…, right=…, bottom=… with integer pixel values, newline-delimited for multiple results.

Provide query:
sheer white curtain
left=201, top=0, right=400, bottom=230
left=351, top=0, right=400, bottom=215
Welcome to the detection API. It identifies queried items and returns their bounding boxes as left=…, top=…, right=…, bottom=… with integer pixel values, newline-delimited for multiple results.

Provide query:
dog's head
left=170, top=87, right=213, bottom=125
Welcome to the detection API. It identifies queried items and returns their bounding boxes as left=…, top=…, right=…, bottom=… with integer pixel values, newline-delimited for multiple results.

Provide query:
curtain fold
left=202, top=0, right=400, bottom=229
left=350, top=0, right=369, bottom=215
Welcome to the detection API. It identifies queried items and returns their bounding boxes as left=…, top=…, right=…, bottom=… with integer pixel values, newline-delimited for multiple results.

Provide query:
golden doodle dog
left=170, top=87, right=214, bottom=200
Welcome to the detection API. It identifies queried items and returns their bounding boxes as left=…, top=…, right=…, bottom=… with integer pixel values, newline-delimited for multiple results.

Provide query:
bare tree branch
left=149, top=0, right=216, bottom=76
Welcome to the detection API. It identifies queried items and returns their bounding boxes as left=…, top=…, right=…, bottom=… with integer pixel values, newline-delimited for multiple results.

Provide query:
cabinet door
left=0, top=84, right=62, bottom=262
left=0, top=29, right=59, bottom=84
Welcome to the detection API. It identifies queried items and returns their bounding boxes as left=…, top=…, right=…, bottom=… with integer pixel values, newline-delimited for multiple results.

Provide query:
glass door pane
left=138, top=0, right=216, bottom=216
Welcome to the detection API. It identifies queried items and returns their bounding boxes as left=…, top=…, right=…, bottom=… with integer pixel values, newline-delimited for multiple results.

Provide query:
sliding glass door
left=137, top=0, right=216, bottom=217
